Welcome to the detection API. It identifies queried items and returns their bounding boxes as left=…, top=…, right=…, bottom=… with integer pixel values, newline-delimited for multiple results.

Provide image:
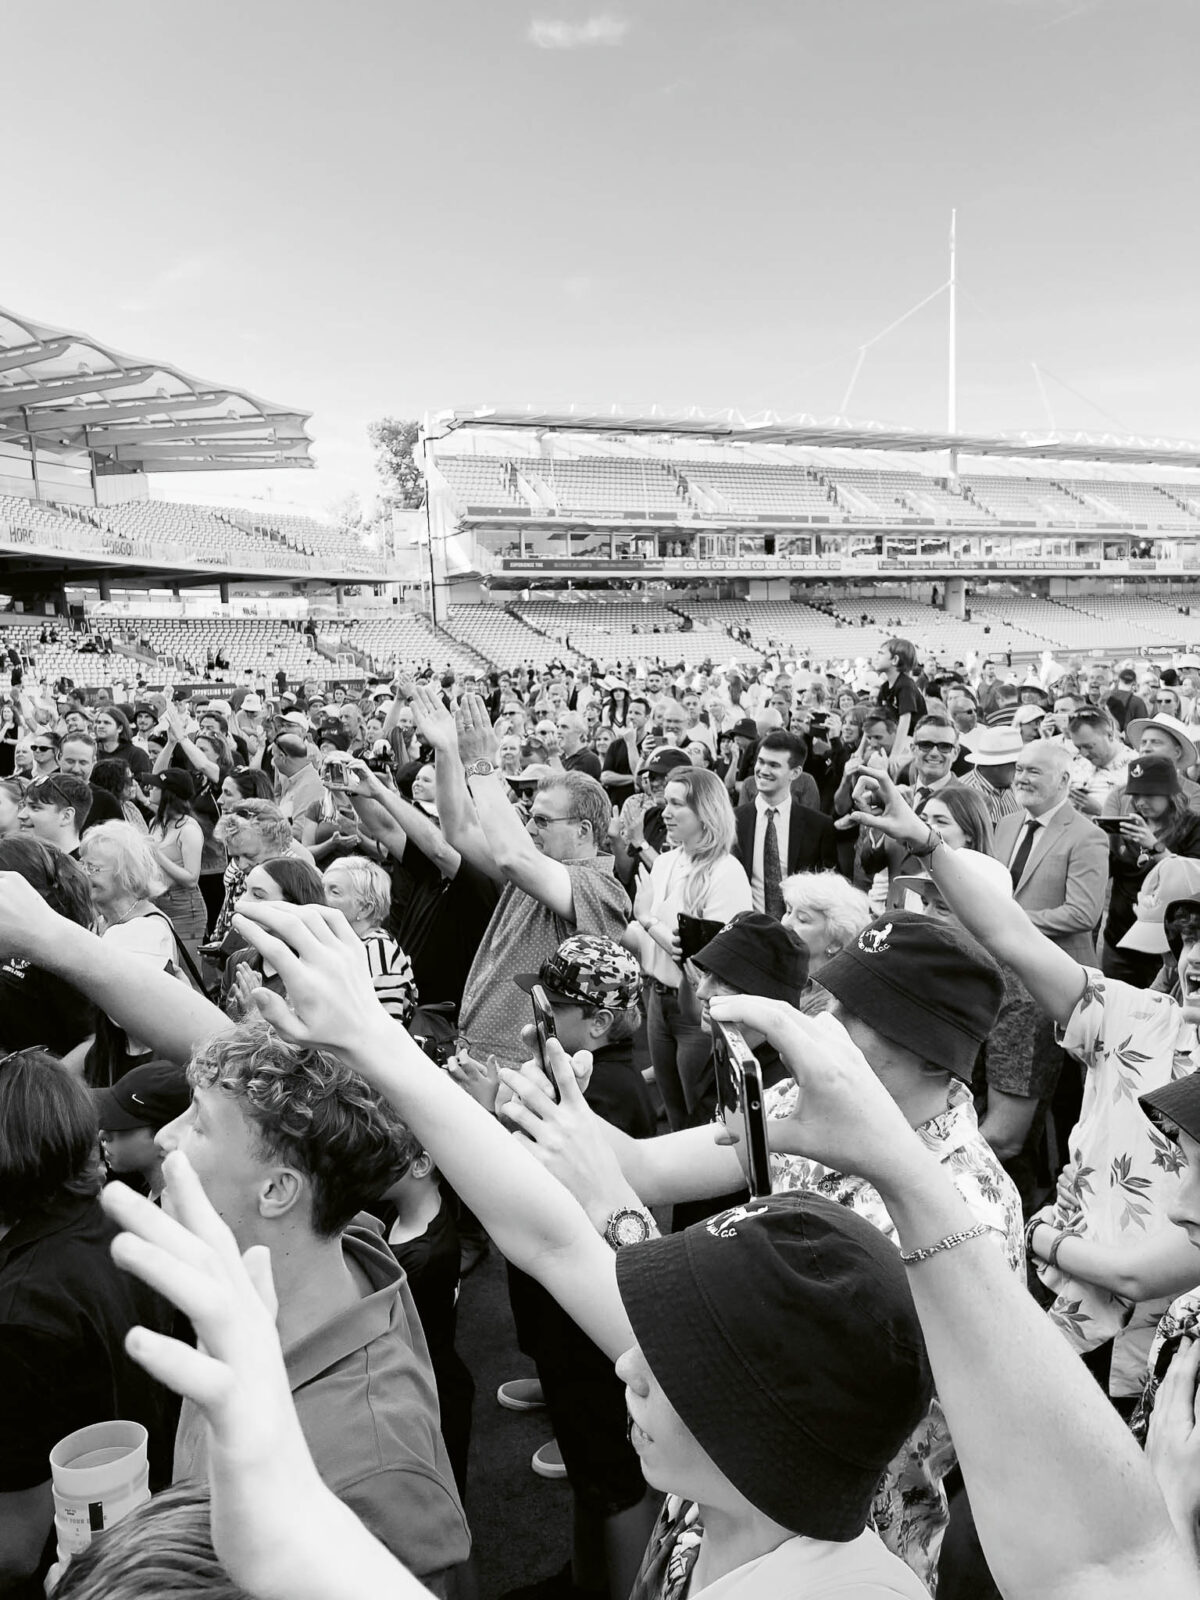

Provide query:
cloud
left=528, top=13, right=630, bottom=49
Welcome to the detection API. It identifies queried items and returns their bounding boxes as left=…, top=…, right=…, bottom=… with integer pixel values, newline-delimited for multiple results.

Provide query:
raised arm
left=456, top=695, right=575, bottom=917
left=406, top=682, right=499, bottom=878
left=0, top=872, right=231, bottom=1061
left=844, top=772, right=1087, bottom=1027
left=344, top=759, right=462, bottom=878
left=708, top=994, right=1196, bottom=1600
left=234, top=902, right=633, bottom=1361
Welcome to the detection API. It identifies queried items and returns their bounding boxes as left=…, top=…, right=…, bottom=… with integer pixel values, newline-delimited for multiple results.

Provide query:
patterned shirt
left=360, top=929, right=418, bottom=1025
left=764, top=1078, right=1023, bottom=1591
left=1033, top=968, right=1197, bottom=1396
left=959, top=766, right=1023, bottom=826
left=627, top=1496, right=928, bottom=1600
left=1130, top=1288, right=1200, bottom=1447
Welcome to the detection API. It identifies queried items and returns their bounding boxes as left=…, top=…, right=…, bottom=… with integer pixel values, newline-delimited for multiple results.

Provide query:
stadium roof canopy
left=0, top=306, right=312, bottom=475
left=434, top=406, right=1200, bottom=470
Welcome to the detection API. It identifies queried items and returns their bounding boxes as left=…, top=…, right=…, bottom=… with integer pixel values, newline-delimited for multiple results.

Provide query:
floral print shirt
left=1033, top=968, right=1196, bottom=1396
left=764, top=1078, right=1023, bottom=1592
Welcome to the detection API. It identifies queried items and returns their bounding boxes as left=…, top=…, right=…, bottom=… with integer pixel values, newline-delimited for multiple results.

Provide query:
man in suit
left=985, top=739, right=1108, bottom=1201
left=732, top=732, right=839, bottom=917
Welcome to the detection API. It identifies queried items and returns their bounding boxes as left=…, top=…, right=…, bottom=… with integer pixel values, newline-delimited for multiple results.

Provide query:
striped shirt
left=959, top=766, right=1023, bottom=825
left=361, top=930, right=418, bottom=1024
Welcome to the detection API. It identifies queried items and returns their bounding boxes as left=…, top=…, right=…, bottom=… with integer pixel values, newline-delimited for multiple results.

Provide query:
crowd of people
left=5, top=633, right=1200, bottom=1599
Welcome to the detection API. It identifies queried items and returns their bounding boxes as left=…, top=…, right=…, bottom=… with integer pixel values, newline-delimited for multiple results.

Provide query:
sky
left=4, top=0, right=1198, bottom=512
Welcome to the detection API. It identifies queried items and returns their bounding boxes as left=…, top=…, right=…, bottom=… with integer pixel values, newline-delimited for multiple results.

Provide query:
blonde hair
left=661, top=766, right=736, bottom=917
left=80, top=820, right=166, bottom=902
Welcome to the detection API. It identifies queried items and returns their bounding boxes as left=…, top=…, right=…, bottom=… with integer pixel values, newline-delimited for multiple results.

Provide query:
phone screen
left=711, top=1021, right=772, bottom=1198
left=530, top=984, right=561, bottom=1104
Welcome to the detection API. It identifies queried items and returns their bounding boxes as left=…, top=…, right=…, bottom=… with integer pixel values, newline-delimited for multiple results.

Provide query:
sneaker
left=497, top=1377, right=546, bottom=1412
left=531, top=1438, right=567, bottom=1479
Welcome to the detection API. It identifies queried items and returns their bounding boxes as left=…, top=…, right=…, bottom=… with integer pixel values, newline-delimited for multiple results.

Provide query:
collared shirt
left=458, top=855, right=630, bottom=1069
left=276, top=761, right=326, bottom=831
left=175, top=1222, right=469, bottom=1583
left=750, top=792, right=791, bottom=914
left=1073, top=741, right=1134, bottom=810
left=628, top=1496, right=928, bottom=1600
left=1033, top=968, right=1197, bottom=1396
left=959, top=766, right=1023, bottom=825
left=764, top=1080, right=1023, bottom=1589
left=1006, top=793, right=1072, bottom=877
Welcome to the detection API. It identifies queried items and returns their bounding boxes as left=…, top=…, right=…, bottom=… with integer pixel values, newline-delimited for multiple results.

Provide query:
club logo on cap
left=859, top=922, right=893, bottom=955
left=1130, top=762, right=1144, bottom=779
left=706, top=1201, right=769, bottom=1239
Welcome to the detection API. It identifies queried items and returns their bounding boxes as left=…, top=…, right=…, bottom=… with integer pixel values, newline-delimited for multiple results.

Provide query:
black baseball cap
left=616, top=1192, right=932, bottom=1540
left=94, top=1061, right=192, bottom=1132
left=691, top=911, right=809, bottom=1002
left=644, top=747, right=691, bottom=778
left=818, top=912, right=1004, bottom=1080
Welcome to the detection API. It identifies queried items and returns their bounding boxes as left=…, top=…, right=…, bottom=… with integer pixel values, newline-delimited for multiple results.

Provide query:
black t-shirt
left=602, top=733, right=639, bottom=800
left=0, top=1195, right=178, bottom=1592
left=509, top=1037, right=655, bottom=1366
left=83, top=786, right=125, bottom=831
left=0, top=958, right=96, bottom=1055
left=563, top=746, right=603, bottom=781
left=878, top=672, right=926, bottom=725
left=375, top=1190, right=461, bottom=1363
left=386, top=840, right=501, bottom=1009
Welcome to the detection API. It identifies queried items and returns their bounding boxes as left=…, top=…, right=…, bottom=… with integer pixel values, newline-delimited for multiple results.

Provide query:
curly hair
left=55, top=1483, right=250, bottom=1600
left=187, top=1019, right=419, bottom=1236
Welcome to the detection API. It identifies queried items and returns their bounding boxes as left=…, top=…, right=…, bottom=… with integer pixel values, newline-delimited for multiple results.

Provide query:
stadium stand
left=331, top=614, right=486, bottom=678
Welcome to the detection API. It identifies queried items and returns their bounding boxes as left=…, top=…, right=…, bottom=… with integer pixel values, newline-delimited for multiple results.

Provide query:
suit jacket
left=732, top=798, right=840, bottom=882
left=993, top=803, right=1107, bottom=964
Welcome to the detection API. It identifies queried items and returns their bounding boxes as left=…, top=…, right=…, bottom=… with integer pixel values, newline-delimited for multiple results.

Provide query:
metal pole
left=948, top=208, right=958, bottom=436
left=420, top=426, right=438, bottom=630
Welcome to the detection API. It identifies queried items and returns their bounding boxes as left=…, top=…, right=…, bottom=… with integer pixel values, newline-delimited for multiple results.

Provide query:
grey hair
left=324, top=854, right=391, bottom=928
left=80, top=820, right=165, bottom=901
left=781, top=870, right=872, bottom=954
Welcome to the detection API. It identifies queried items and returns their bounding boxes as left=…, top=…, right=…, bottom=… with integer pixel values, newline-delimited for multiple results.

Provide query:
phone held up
left=530, top=983, right=561, bottom=1104
left=711, top=1019, right=773, bottom=1198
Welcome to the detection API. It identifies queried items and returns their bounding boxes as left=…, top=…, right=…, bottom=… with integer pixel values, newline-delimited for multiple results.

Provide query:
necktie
left=914, top=785, right=933, bottom=814
left=763, top=807, right=784, bottom=920
left=1009, top=818, right=1039, bottom=888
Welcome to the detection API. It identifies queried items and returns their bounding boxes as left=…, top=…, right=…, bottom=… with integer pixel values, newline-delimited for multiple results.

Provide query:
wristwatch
left=465, top=759, right=497, bottom=779
left=603, top=1205, right=655, bottom=1251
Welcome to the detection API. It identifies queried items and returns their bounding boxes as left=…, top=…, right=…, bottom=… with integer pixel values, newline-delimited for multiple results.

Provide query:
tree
left=367, top=417, right=425, bottom=509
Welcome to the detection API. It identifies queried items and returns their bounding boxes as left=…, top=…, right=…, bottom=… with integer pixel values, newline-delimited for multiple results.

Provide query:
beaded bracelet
left=900, top=1223, right=989, bottom=1266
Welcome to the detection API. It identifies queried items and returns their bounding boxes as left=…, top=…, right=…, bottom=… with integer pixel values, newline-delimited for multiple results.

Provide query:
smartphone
left=711, top=1020, right=773, bottom=1198
left=530, top=983, right=561, bottom=1104
left=1095, top=817, right=1126, bottom=834
left=322, top=757, right=351, bottom=791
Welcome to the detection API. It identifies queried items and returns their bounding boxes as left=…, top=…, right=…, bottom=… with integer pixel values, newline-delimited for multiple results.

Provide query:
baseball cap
left=280, top=712, right=308, bottom=730
left=691, top=911, right=809, bottom=1002
left=818, top=911, right=1004, bottom=1079
left=204, top=699, right=232, bottom=718
left=616, top=1192, right=933, bottom=1540
left=731, top=718, right=758, bottom=740
left=239, top=692, right=262, bottom=713
left=514, top=934, right=642, bottom=1010
left=1013, top=705, right=1046, bottom=729
left=94, top=1061, right=192, bottom=1132
left=645, top=747, right=691, bottom=778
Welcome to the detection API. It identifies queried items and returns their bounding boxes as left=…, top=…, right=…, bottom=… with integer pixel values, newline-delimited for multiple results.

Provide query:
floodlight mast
left=948, top=208, right=958, bottom=478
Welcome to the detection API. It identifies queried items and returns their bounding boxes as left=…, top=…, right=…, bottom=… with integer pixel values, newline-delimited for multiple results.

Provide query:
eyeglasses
left=529, top=811, right=581, bottom=830
left=913, top=740, right=957, bottom=754
left=29, top=745, right=54, bottom=755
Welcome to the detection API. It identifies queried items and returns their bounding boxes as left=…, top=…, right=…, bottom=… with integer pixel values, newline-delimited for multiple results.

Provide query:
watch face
left=612, top=1210, right=651, bottom=1247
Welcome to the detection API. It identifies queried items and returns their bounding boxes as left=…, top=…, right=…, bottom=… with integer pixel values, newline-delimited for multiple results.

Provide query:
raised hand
left=1145, top=1337, right=1200, bottom=1565
left=839, top=767, right=927, bottom=844
left=0, top=868, right=63, bottom=962
left=454, top=693, right=500, bottom=767
left=408, top=681, right=458, bottom=753
left=497, top=1037, right=635, bottom=1231
left=231, top=901, right=387, bottom=1053
left=705, top=996, right=919, bottom=1182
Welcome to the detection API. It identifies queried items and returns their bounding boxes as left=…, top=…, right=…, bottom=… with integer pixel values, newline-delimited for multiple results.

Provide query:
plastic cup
left=50, top=1420, right=150, bottom=1558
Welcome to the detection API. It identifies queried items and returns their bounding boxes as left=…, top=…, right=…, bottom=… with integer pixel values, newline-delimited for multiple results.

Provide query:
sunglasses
left=29, top=744, right=54, bottom=754
left=913, top=740, right=957, bottom=754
